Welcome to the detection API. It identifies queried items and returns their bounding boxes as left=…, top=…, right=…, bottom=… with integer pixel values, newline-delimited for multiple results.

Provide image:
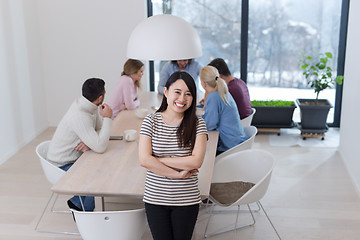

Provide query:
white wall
left=36, top=0, right=147, bottom=126
left=1, top=0, right=147, bottom=164
left=1, top=0, right=47, bottom=164
left=339, top=0, right=360, bottom=194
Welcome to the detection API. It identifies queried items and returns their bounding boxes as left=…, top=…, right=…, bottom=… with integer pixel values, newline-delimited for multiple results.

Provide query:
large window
left=247, top=0, right=343, bottom=123
left=151, top=0, right=242, bottom=91
left=148, top=0, right=347, bottom=126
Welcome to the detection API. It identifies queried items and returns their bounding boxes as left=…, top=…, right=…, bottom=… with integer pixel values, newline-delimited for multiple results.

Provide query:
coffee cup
left=124, top=129, right=137, bottom=142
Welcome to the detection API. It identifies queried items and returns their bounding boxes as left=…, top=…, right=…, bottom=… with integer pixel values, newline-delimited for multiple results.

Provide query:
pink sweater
left=107, top=75, right=140, bottom=119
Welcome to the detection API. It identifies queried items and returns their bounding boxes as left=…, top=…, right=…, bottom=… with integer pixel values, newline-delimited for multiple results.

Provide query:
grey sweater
left=47, top=96, right=111, bottom=167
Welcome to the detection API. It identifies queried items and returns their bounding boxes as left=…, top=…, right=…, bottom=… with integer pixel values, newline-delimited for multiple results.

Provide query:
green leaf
left=325, top=52, right=333, bottom=58
left=251, top=100, right=295, bottom=107
left=335, top=76, right=344, bottom=85
left=300, top=51, right=340, bottom=97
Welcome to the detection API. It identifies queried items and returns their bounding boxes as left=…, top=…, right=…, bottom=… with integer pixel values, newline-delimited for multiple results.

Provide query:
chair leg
left=50, top=194, right=70, bottom=214
left=254, top=201, right=261, bottom=212
left=258, top=201, right=282, bottom=240
left=204, top=204, right=256, bottom=238
left=205, top=202, right=260, bottom=214
left=204, top=202, right=215, bottom=238
left=234, top=205, right=240, bottom=230
left=246, top=204, right=256, bottom=226
left=201, top=198, right=214, bottom=213
left=35, top=192, right=54, bottom=233
left=102, top=196, right=105, bottom=211
left=35, top=192, right=79, bottom=235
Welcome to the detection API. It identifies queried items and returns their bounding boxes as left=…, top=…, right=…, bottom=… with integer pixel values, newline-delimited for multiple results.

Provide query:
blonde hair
left=121, top=59, right=144, bottom=88
left=200, top=66, right=230, bottom=104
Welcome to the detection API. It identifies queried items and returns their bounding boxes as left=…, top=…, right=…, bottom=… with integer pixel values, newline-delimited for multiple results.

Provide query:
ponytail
left=200, top=66, right=230, bottom=105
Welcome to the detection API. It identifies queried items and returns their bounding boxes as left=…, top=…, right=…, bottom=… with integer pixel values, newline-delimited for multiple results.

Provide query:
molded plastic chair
left=241, top=108, right=256, bottom=127
left=204, top=149, right=281, bottom=239
left=35, top=140, right=78, bottom=235
left=71, top=208, right=146, bottom=240
left=216, top=126, right=258, bottom=160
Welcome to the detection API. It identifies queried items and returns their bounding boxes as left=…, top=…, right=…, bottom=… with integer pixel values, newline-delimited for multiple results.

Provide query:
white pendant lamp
left=127, top=14, right=202, bottom=61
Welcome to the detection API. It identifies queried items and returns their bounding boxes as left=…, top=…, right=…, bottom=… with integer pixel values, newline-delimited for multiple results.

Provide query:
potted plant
left=251, top=100, right=296, bottom=128
left=297, top=52, right=343, bottom=131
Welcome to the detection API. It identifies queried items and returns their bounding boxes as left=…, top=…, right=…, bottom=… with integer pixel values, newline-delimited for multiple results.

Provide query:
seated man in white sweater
left=47, top=78, right=113, bottom=212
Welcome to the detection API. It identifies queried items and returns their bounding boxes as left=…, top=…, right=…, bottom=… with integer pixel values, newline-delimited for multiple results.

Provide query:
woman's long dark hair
left=157, top=71, right=198, bottom=150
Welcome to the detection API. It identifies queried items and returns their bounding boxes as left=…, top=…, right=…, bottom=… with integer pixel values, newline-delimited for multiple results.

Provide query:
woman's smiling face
left=164, top=79, right=193, bottom=114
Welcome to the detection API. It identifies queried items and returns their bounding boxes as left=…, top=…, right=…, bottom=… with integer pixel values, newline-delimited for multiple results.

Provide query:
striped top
left=140, top=112, right=207, bottom=206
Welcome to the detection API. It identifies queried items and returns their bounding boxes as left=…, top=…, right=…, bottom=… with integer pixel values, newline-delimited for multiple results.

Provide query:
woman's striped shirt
left=140, top=112, right=207, bottom=206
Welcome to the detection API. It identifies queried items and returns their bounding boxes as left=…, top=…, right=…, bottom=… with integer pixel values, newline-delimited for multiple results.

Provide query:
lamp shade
left=127, top=14, right=202, bottom=61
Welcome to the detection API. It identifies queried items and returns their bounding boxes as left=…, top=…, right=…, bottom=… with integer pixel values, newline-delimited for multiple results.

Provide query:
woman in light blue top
left=158, top=59, right=202, bottom=94
left=200, top=66, right=248, bottom=155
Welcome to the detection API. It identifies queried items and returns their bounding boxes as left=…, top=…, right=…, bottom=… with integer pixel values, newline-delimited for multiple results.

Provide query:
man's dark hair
left=208, top=58, right=232, bottom=76
left=82, top=78, right=105, bottom=102
left=171, top=59, right=193, bottom=65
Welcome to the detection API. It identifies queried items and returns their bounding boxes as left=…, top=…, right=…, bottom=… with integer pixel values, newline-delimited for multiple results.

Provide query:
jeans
left=145, top=203, right=199, bottom=240
left=216, top=150, right=224, bottom=156
left=60, top=163, right=95, bottom=212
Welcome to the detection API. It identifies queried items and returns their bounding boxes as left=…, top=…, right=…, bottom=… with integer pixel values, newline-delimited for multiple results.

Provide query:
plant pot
left=296, top=98, right=332, bottom=130
left=251, top=104, right=296, bottom=128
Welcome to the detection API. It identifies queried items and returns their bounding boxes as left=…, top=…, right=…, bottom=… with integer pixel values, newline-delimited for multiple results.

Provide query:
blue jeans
left=60, top=163, right=95, bottom=212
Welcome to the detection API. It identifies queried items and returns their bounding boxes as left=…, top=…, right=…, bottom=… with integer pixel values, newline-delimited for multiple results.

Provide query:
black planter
left=252, top=105, right=296, bottom=128
left=296, top=98, right=332, bottom=130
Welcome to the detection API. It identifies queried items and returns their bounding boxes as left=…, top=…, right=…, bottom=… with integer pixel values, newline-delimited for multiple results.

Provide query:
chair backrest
left=71, top=208, right=146, bottom=240
left=211, top=149, right=275, bottom=206
left=241, top=107, right=256, bottom=127
left=36, top=141, right=65, bottom=185
left=216, top=126, right=258, bottom=160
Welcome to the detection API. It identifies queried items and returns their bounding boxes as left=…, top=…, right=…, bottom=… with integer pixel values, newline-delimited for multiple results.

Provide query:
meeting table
left=51, top=91, right=219, bottom=210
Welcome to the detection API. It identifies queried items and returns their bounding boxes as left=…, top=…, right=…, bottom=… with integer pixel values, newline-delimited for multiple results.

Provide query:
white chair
left=216, top=126, right=258, bottom=160
left=204, top=149, right=281, bottom=239
left=241, top=107, right=256, bottom=127
left=71, top=207, right=146, bottom=240
left=35, top=140, right=78, bottom=235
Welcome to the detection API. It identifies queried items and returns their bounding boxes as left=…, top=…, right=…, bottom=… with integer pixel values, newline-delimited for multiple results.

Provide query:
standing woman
left=200, top=65, right=248, bottom=155
left=139, top=71, right=207, bottom=240
left=107, top=59, right=144, bottom=119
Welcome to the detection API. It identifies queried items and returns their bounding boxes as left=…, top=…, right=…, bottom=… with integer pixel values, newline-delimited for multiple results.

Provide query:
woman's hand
left=178, top=169, right=199, bottom=178
left=119, top=103, right=127, bottom=111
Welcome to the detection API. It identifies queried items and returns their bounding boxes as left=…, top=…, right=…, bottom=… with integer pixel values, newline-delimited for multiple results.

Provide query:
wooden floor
left=1, top=127, right=360, bottom=240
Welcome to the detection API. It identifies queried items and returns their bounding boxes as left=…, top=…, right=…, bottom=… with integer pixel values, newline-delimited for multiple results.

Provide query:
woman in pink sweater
left=107, top=59, right=144, bottom=119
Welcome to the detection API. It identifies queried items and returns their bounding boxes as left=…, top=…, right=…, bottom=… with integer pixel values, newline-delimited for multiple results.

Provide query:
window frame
left=146, top=0, right=349, bottom=127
